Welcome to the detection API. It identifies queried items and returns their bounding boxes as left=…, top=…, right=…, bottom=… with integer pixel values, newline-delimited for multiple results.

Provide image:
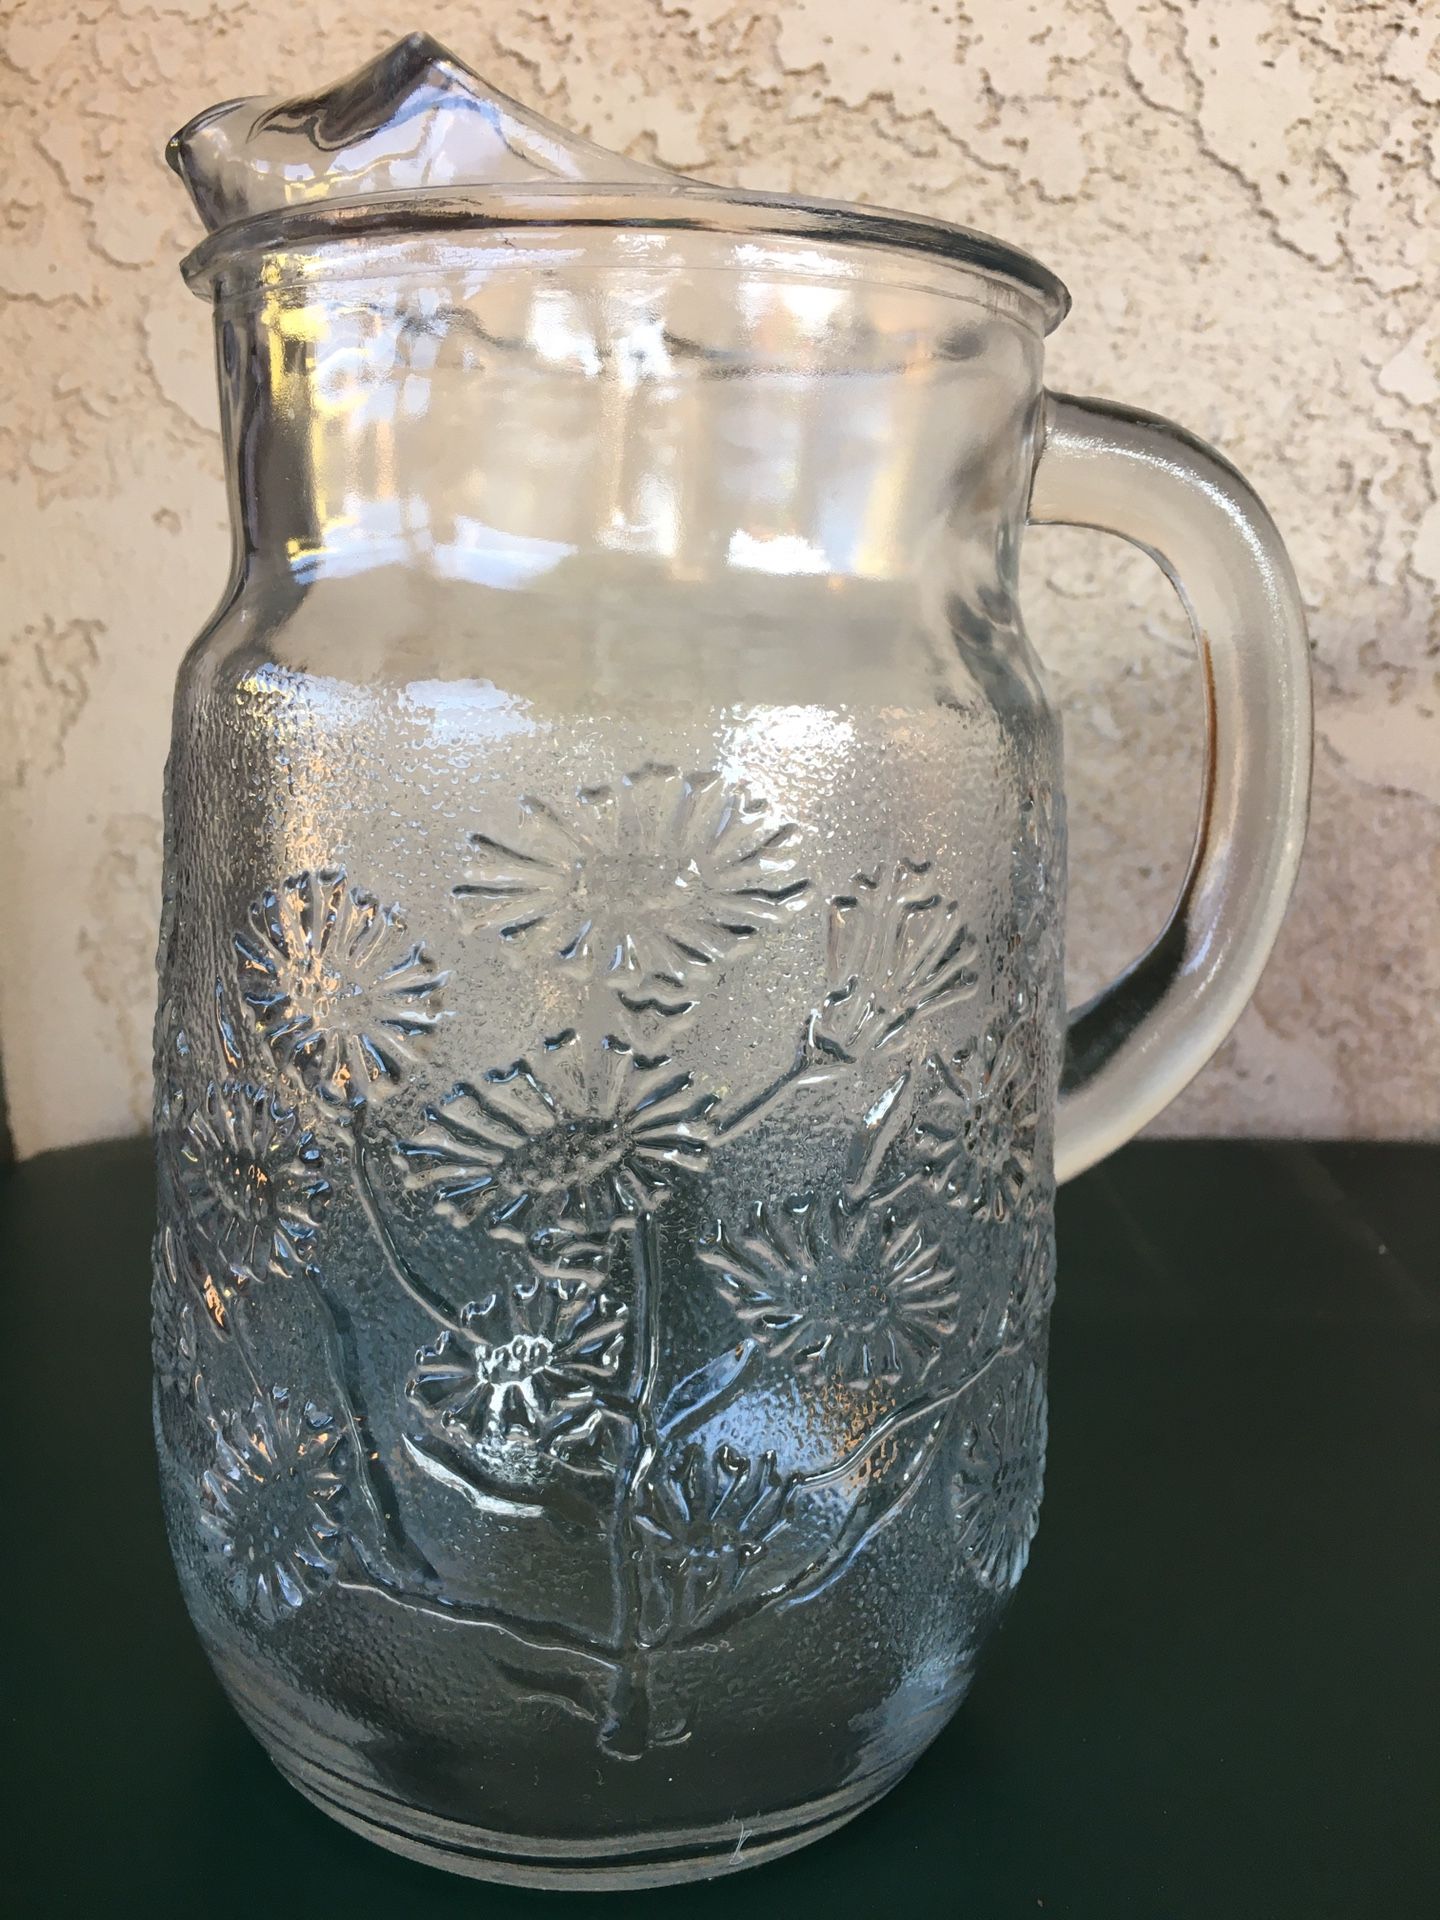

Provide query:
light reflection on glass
left=401, top=677, right=536, bottom=746
left=727, top=529, right=832, bottom=577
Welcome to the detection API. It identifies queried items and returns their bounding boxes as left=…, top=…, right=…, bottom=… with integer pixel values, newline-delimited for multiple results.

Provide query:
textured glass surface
left=153, top=32, right=1308, bottom=1894
left=152, top=194, right=1064, bottom=1883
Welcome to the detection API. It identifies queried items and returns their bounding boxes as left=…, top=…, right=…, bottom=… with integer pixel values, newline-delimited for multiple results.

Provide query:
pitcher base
left=273, top=1748, right=909, bottom=1889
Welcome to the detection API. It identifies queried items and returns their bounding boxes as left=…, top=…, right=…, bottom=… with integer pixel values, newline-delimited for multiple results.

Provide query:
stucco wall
left=2, top=0, right=1436, bottom=1155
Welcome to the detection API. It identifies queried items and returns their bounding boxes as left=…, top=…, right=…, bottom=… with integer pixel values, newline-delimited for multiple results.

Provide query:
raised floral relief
left=408, top=1272, right=628, bottom=1460
left=812, top=858, right=981, bottom=1061
left=997, top=1192, right=1055, bottom=1354
left=950, top=1363, right=1047, bottom=1592
left=151, top=1223, right=199, bottom=1399
left=633, top=1442, right=792, bottom=1641
left=237, top=870, right=445, bottom=1104
left=397, top=1028, right=713, bottom=1247
left=700, top=1193, right=960, bottom=1388
left=452, top=766, right=811, bottom=987
left=909, top=1024, right=1039, bottom=1223
left=159, top=815, right=1052, bottom=1757
left=199, top=1386, right=350, bottom=1623
left=172, top=1079, right=329, bottom=1312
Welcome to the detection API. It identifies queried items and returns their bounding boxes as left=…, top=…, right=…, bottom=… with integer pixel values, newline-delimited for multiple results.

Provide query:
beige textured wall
left=2, top=0, right=1437, bottom=1155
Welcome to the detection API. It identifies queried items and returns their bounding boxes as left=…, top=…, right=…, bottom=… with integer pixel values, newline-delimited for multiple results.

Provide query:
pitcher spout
left=166, top=31, right=669, bottom=237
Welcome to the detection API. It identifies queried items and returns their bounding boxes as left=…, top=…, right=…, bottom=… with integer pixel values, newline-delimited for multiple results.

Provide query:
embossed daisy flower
left=996, top=1192, right=1055, bottom=1353
left=699, top=1194, right=959, bottom=1388
left=812, top=858, right=980, bottom=1061
left=199, top=1388, right=349, bottom=1623
left=173, top=1080, right=329, bottom=1307
left=397, top=1029, right=712, bottom=1246
left=634, top=1441, right=791, bottom=1636
left=237, top=870, right=445, bottom=1104
left=910, top=1024, right=1040, bottom=1223
left=408, top=1275, right=627, bottom=1456
left=452, top=765, right=811, bottom=986
left=950, top=1362, right=1047, bottom=1591
left=151, top=1224, right=199, bottom=1400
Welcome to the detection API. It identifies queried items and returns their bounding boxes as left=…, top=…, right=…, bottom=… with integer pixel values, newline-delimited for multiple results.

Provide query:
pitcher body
left=153, top=36, right=1309, bottom=1886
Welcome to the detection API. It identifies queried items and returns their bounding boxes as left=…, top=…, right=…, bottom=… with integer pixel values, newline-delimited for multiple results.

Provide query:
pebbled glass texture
left=152, top=208, right=1066, bottom=1887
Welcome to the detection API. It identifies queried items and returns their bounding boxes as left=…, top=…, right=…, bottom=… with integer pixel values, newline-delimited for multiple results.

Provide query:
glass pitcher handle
left=1028, top=393, right=1312, bottom=1182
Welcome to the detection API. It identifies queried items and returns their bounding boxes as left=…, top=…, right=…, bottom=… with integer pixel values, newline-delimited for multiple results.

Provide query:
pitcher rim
left=177, top=179, right=1070, bottom=332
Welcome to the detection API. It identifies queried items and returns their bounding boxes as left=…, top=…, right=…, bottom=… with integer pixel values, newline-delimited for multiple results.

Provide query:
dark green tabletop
left=3, top=1138, right=1436, bottom=1918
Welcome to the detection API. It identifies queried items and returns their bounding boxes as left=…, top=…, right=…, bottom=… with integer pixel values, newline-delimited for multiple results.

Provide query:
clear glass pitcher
left=152, top=35, right=1311, bottom=1887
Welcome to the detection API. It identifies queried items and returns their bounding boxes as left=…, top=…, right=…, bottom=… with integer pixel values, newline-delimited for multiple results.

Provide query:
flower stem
left=300, top=1263, right=439, bottom=1588
left=603, top=1212, right=666, bottom=1759
left=336, top=1576, right=617, bottom=1667
left=350, top=1124, right=466, bottom=1335
left=711, top=1036, right=825, bottom=1139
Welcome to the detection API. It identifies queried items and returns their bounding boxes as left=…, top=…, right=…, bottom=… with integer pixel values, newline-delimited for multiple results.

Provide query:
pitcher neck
left=214, top=250, right=1043, bottom=594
